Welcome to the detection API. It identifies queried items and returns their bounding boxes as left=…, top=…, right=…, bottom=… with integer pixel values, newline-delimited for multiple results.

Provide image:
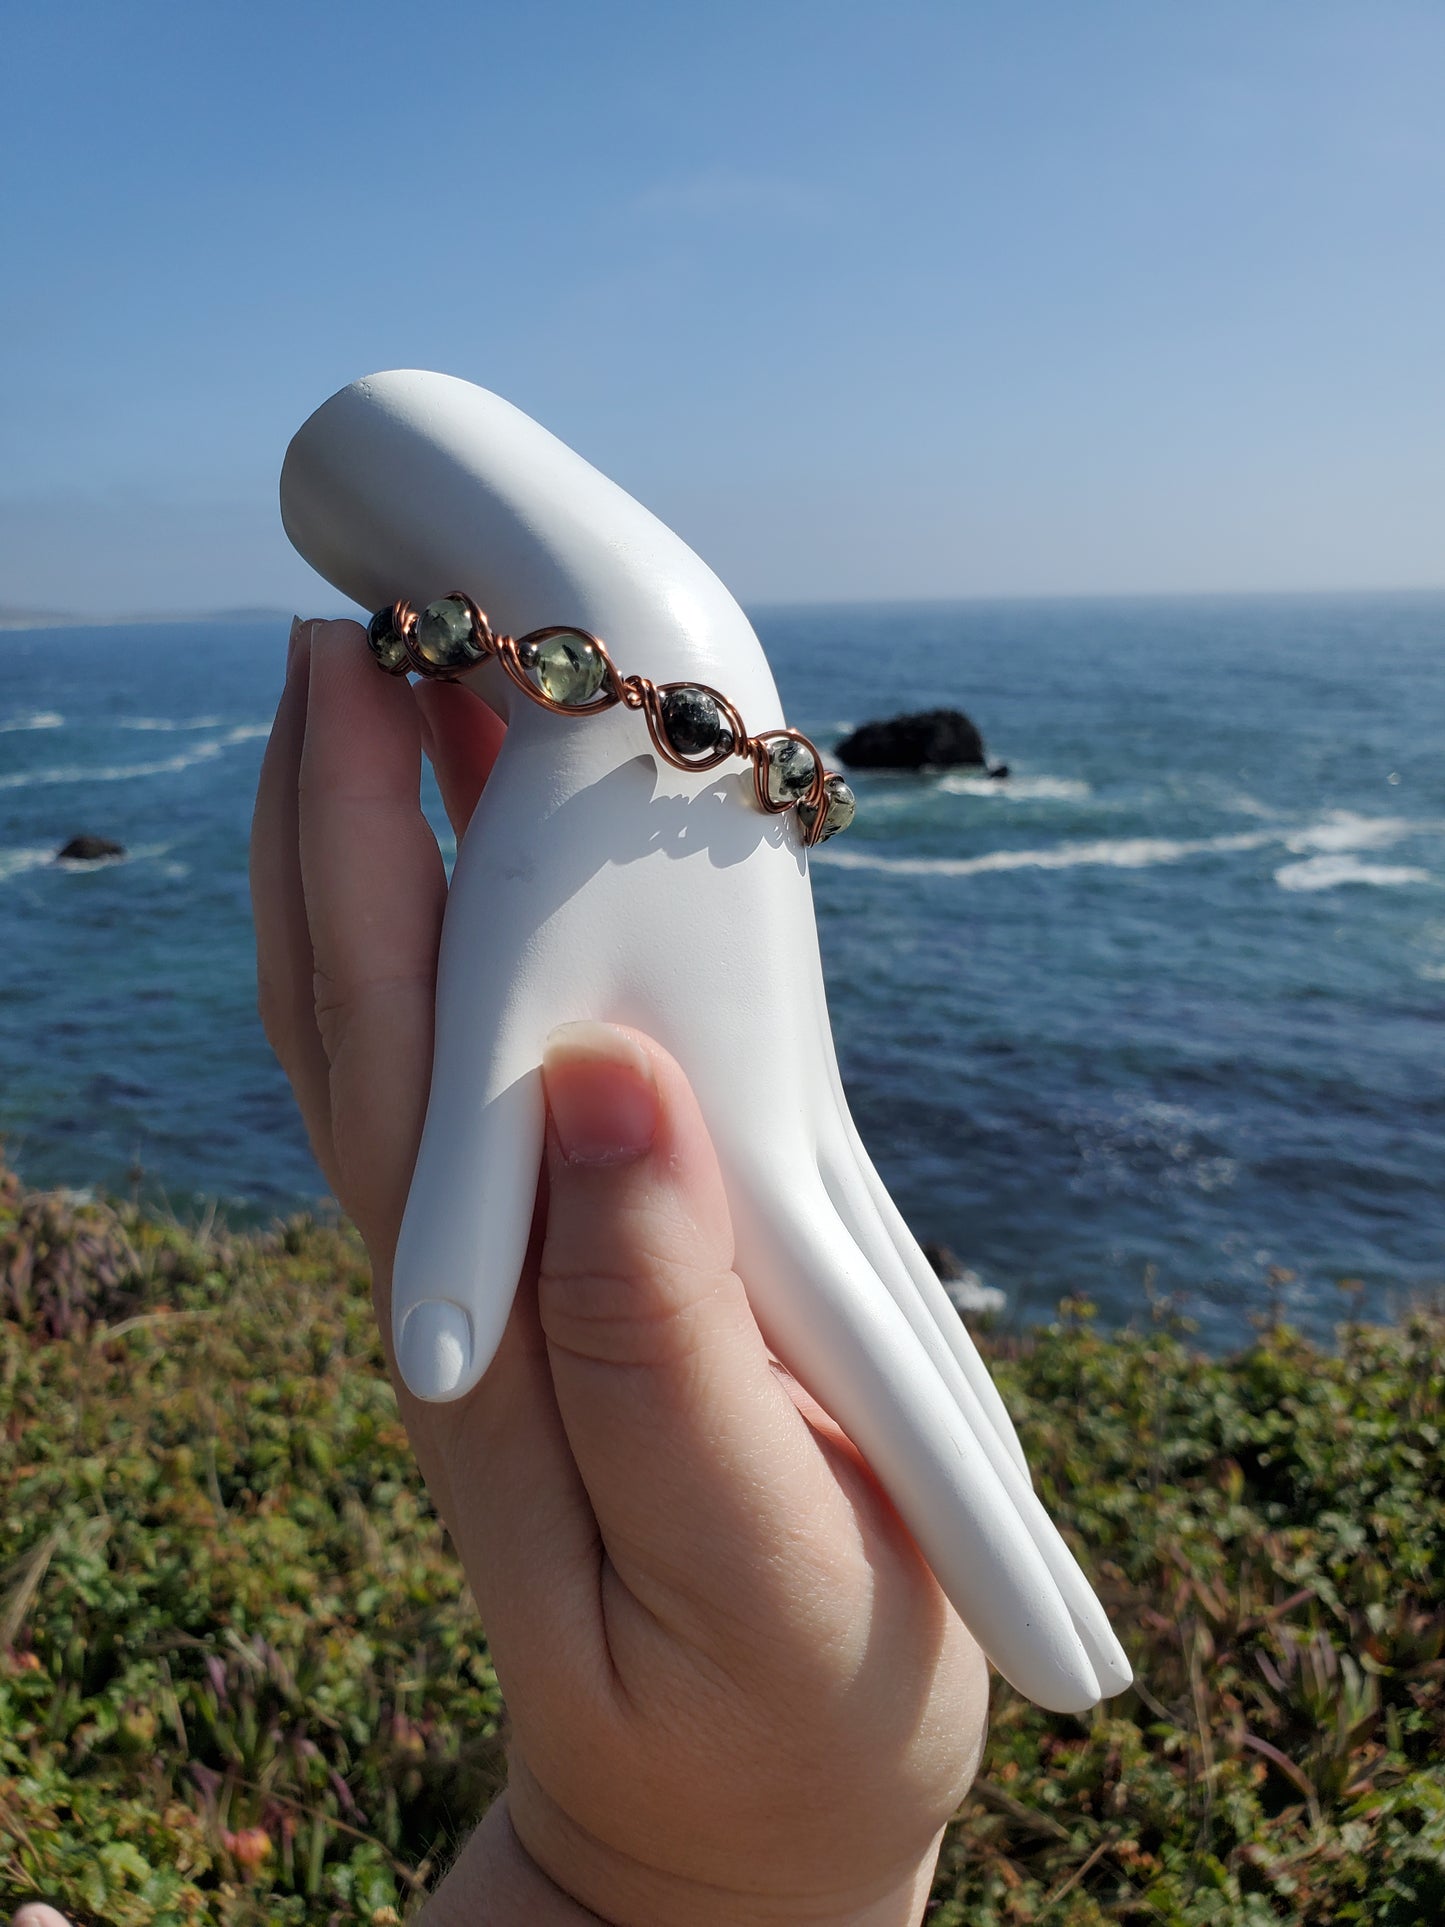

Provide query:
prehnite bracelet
left=366, top=594, right=857, bottom=846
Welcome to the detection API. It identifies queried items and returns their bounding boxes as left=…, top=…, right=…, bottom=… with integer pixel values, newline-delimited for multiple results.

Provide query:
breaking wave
left=819, top=828, right=1277, bottom=879
left=0, top=846, right=59, bottom=884
left=936, top=773, right=1092, bottom=802
left=817, top=809, right=1436, bottom=887
left=1283, top=812, right=1416, bottom=854
left=0, top=724, right=269, bottom=792
left=1274, top=855, right=1432, bottom=893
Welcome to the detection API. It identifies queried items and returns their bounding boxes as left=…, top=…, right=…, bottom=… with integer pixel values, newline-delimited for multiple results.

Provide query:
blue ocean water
left=1, top=597, right=1441, bottom=1342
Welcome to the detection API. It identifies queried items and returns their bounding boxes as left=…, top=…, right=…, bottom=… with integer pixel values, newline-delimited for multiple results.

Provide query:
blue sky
left=4, top=0, right=1443, bottom=612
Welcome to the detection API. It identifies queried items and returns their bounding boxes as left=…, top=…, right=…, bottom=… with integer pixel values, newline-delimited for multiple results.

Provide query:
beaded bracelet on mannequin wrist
left=366, top=594, right=857, bottom=847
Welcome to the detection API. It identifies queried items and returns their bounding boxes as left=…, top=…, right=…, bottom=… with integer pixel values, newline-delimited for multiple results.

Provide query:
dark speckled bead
left=366, top=606, right=411, bottom=675
left=762, top=736, right=819, bottom=807
left=660, top=686, right=734, bottom=760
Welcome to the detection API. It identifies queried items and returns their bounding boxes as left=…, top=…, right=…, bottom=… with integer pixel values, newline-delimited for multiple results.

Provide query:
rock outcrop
left=56, top=836, right=126, bottom=863
left=835, top=707, right=987, bottom=771
left=922, top=1242, right=1008, bottom=1317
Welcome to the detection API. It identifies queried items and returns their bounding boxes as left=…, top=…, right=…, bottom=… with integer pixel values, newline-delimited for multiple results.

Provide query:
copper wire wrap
left=381, top=595, right=839, bottom=846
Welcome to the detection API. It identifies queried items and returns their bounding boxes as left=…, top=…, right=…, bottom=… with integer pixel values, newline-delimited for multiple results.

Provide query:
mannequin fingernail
left=543, top=1022, right=658, bottom=1164
left=397, top=1299, right=473, bottom=1399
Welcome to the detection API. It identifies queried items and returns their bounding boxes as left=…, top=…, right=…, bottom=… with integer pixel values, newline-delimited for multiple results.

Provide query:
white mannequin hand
left=278, top=372, right=1130, bottom=1714
left=252, top=624, right=988, bottom=1922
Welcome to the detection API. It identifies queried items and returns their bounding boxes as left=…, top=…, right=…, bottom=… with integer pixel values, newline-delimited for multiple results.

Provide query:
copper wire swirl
left=379, top=596, right=840, bottom=846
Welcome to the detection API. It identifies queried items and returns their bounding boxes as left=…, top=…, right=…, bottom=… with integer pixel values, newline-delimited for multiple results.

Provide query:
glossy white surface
left=280, top=371, right=1131, bottom=1712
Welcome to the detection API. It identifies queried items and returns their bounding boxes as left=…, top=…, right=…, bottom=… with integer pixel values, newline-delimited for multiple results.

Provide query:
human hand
left=250, top=619, right=990, bottom=1924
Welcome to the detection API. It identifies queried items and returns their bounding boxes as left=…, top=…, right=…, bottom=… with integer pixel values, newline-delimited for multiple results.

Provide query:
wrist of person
left=505, top=1758, right=944, bottom=1927
left=419, top=1776, right=943, bottom=1927
left=418, top=1792, right=604, bottom=1925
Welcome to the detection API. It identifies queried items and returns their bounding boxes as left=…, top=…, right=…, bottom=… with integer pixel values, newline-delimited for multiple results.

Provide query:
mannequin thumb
left=536, top=1023, right=814, bottom=1608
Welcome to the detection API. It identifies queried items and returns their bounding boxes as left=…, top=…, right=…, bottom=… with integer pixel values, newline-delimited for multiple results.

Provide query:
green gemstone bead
left=797, top=773, right=856, bottom=843
left=527, top=632, right=607, bottom=707
left=763, top=736, right=819, bottom=807
left=366, top=607, right=411, bottom=675
left=415, top=596, right=481, bottom=671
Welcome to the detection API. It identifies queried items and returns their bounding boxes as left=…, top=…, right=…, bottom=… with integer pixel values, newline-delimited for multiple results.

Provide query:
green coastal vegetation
left=1, top=1160, right=1441, bottom=1925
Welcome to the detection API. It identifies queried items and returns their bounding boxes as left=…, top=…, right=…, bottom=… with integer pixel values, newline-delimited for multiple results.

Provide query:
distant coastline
left=0, top=606, right=319, bottom=632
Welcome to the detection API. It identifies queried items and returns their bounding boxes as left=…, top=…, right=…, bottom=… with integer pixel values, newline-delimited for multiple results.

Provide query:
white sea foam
left=819, top=828, right=1277, bottom=879
left=1274, top=855, right=1431, bottom=893
left=0, top=711, right=64, bottom=733
left=53, top=850, right=129, bottom=871
left=818, top=806, right=1439, bottom=887
left=936, top=773, right=1092, bottom=802
left=115, top=715, right=225, bottom=731
left=0, top=723, right=268, bottom=792
left=942, top=1269, right=1007, bottom=1317
left=0, top=845, right=59, bottom=884
left=1283, top=811, right=1415, bottom=855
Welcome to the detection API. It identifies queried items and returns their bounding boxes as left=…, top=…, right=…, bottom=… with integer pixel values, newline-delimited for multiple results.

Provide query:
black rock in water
left=57, top=835, right=126, bottom=863
left=835, top=707, right=987, bottom=771
left=921, top=1241, right=1007, bottom=1316
left=922, top=1241, right=967, bottom=1281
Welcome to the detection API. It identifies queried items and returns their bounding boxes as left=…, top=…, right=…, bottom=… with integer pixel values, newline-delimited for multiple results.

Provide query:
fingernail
left=543, top=1022, right=658, bottom=1164
left=397, top=1300, right=474, bottom=1400
left=287, top=615, right=308, bottom=676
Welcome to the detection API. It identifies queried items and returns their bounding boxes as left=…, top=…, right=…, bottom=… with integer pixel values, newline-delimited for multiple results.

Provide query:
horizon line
left=4, top=581, right=1445, bottom=632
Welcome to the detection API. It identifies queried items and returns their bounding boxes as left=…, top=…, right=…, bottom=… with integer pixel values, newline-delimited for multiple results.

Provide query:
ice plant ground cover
left=0, top=1160, right=1442, bottom=1925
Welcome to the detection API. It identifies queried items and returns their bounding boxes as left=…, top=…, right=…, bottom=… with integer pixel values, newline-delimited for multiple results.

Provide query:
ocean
left=2, top=596, right=1441, bottom=1343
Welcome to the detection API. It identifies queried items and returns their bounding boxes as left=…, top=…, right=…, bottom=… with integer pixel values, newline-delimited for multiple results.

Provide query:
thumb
left=537, top=1023, right=840, bottom=1633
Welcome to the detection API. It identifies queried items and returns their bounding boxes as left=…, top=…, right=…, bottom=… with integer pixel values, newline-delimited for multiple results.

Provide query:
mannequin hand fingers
left=812, top=1000, right=1032, bottom=1479
left=391, top=1059, right=545, bottom=1403
left=393, top=1233, right=617, bottom=1727
left=817, top=1140, right=1129, bottom=1694
left=739, top=1171, right=1104, bottom=1713
left=819, top=1120, right=1030, bottom=1476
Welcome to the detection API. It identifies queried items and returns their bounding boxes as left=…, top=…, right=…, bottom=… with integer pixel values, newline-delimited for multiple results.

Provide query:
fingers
left=296, top=620, right=448, bottom=1262
left=12, top=1909, right=72, bottom=1927
left=535, top=1023, right=848, bottom=1640
left=414, top=678, right=507, bottom=843
left=250, top=620, right=337, bottom=1185
left=741, top=1174, right=1103, bottom=1713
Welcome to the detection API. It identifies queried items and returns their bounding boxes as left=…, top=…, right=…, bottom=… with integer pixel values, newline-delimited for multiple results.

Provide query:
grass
left=1, top=1160, right=1442, bottom=1924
